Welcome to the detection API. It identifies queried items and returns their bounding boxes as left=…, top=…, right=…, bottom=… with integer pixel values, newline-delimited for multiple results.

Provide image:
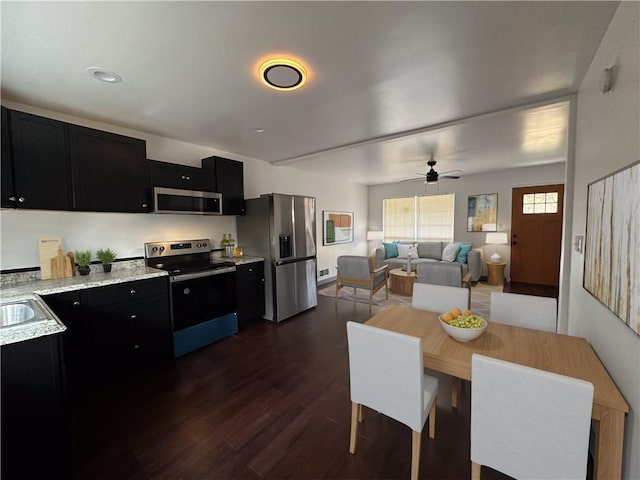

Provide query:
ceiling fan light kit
left=402, top=153, right=463, bottom=184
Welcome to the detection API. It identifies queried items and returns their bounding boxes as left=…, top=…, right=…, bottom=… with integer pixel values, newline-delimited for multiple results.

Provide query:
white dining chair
left=412, top=283, right=470, bottom=409
left=470, top=353, right=594, bottom=480
left=346, top=321, right=438, bottom=480
left=490, top=292, right=557, bottom=332
left=412, top=283, right=470, bottom=312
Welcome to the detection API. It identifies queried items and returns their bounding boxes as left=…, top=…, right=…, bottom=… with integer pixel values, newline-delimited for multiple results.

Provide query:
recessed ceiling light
left=252, top=126, right=265, bottom=133
left=259, top=58, right=307, bottom=91
left=86, top=67, right=122, bottom=83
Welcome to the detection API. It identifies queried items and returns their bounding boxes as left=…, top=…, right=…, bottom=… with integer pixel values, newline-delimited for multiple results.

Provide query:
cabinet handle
left=73, top=301, right=80, bottom=307
left=18, top=197, right=25, bottom=203
left=8, top=196, right=16, bottom=202
left=130, top=289, right=137, bottom=295
left=181, top=175, right=191, bottom=180
left=130, top=314, right=137, bottom=319
left=248, top=268, right=253, bottom=272
left=133, top=344, right=140, bottom=349
left=141, top=203, right=148, bottom=208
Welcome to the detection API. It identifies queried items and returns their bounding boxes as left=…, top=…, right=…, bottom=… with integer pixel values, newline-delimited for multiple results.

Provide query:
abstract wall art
left=467, top=193, right=498, bottom=232
left=584, top=161, right=639, bottom=335
left=323, top=211, right=354, bottom=245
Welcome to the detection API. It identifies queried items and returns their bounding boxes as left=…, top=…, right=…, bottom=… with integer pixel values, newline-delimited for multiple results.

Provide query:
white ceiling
left=0, top=2, right=618, bottom=185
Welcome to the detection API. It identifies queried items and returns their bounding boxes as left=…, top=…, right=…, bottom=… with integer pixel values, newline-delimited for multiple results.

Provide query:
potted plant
left=96, top=248, right=117, bottom=273
left=74, top=250, right=92, bottom=276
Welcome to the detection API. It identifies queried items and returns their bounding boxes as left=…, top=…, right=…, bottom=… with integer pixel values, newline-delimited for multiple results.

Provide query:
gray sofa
left=374, top=241, right=481, bottom=287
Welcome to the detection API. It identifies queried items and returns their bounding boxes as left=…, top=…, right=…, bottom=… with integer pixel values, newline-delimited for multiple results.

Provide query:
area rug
left=318, top=281, right=502, bottom=319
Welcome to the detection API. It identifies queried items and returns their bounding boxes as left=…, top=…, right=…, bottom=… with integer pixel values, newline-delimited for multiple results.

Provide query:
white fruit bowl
left=438, top=314, right=487, bottom=342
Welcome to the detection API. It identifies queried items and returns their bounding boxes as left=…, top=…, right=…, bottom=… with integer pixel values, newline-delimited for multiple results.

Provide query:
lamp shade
left=485, top=232, right=508, bottom=245
left=367, top=231, right=384, bottom=241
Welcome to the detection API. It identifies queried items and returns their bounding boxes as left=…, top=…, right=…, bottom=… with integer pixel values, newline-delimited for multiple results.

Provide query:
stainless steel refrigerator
left=237, top=193, right=317, bottom=322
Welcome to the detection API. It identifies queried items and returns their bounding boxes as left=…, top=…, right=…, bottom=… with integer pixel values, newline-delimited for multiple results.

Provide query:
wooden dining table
left=366, top=305, right=629, bottom=480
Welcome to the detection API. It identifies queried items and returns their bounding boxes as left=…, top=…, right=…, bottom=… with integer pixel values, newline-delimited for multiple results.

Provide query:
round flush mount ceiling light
left=259, top=58, right=307, bottom=91
left=86, top=67, right=122, bottom=83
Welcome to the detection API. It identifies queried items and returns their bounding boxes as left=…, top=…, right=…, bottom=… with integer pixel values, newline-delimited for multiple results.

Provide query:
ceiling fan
left=402, top=154, right=463, bottom=184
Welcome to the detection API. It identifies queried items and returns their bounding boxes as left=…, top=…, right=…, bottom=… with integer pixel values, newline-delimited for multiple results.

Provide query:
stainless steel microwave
left=153, top=187, right=222, bottom=215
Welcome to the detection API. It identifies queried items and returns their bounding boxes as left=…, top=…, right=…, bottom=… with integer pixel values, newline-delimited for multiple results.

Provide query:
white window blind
left=383, top=194, right=455, bottom=242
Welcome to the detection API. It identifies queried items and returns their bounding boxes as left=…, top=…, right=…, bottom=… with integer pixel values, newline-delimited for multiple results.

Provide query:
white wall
left=367, top=162, right=567, bottom=279
left=0, top=102, right=368, bottom=274
left=570, top=3, right=639, bottom=478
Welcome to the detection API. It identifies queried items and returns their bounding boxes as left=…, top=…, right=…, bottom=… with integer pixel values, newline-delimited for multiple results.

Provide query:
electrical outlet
left=319, top=268, right=329, bottom=276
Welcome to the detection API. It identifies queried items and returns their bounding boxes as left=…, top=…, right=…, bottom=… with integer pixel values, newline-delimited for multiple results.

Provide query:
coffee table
left=388, top=268, right=417, bottom=295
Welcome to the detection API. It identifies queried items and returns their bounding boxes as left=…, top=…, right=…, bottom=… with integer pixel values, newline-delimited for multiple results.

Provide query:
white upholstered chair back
left=346, top=321, right=426, bottom=432
left=490, top=292, right=557, bottom=332
left=412, top=283, right=470, bottom=313
left=470, top=354, right=594, bottom=480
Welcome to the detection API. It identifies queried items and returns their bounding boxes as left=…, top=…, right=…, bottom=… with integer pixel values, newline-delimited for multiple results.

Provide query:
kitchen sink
left=0, top=299, right=50, bottom=328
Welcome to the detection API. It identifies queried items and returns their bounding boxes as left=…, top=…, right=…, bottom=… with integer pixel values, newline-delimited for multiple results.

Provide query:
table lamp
left=485, top=232, right=508, bottom=263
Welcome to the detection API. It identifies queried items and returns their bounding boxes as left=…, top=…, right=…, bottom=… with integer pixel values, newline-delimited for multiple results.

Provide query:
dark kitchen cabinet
left=43, top=277, right=172, bottom=387
left=236, top=261, right=265, bottom=326
left=149, top=159, right=215, bottom=191
left=69, top=125, right=150, bottom=213
left=43, top=291, right=85, bottom=373
left=83, top=277, right=172, bottom=375
left=1, top=333, right=70, bottom=480
left=202, top=156, right=245, bottom=215
left=1, top=107, right=150, bottom=213
left=2, top=109, right=71, bottom=210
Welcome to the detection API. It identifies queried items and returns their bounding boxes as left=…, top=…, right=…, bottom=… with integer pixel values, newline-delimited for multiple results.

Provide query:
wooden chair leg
left=428, top=402, right=436, bottom=439
left=411, top=430, right=421, bottom=480
left=349, top=402, right=359, bottom=454
left=471, top=461, right=481, bottom=480
left=451, top=377, right=459, bottom=408
left=358, top=404, right=364, bottom=423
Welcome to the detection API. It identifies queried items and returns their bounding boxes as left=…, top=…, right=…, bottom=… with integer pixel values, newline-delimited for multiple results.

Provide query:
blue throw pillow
left=382, top=242, right=399, bottom=258
left=456, top=243, right=473, bottom=263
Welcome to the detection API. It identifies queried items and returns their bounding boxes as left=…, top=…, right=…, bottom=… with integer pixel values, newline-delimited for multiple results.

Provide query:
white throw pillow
left=397, top=244, right=418, bottom=259
left=442, top=242, right=461, bottom=262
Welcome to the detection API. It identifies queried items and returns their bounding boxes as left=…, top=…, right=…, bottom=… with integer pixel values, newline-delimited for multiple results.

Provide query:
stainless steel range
left=144, top=239, right=237, bottom=357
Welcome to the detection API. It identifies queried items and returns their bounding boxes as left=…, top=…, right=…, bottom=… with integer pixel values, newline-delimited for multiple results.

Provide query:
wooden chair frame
left=336, top=263, right=388, bottom=313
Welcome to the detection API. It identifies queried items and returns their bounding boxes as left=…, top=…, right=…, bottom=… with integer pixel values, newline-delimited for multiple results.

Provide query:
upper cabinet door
left=5, top=110, right=71, bottom=210
left=149, top=160, right=214, bottom=191
left=202, top=156, right=244, bottom=215
left=1, top=107, right=15, bottom=208
left=68, top=125, right=150, bottom=213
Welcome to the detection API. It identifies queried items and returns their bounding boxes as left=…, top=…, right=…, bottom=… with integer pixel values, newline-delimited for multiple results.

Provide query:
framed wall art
left=323, top=210, right=354, bottom=245
left=467, top=193, right=498, bottom=232
left=584, top=161, right=639, bottom=335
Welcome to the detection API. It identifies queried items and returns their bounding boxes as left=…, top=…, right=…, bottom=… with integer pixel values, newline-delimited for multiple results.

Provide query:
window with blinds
left=383, top=194, right=455, bottom=242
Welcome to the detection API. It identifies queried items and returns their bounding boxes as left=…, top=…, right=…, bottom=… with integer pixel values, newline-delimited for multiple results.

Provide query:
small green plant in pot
left=74, top=250, right=92, bottom=276
left=96, top=248, right=117, bottom=273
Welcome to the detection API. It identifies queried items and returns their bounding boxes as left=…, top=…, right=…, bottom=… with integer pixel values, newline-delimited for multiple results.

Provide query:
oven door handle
left=171, top=267, right=236, bottom=283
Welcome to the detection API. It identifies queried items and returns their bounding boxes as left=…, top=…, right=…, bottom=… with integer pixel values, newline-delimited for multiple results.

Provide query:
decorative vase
left=102, top=264, right=112, bottom=273
left=78, top=265, right=90, bottom=276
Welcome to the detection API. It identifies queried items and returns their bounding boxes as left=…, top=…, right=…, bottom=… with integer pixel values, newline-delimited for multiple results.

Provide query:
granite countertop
left=1, top=261, right=168, bottom=346
left=218, top=255, right=264, bottom=266
left=0, top=256, right=263, bottom=347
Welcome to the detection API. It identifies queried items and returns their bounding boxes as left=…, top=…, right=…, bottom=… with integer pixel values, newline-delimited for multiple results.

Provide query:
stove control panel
left=144, top=239, right=211, bottom=258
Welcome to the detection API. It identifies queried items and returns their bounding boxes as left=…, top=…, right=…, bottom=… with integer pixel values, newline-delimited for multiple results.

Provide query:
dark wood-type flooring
left=71, top=292, right=582, bottom=480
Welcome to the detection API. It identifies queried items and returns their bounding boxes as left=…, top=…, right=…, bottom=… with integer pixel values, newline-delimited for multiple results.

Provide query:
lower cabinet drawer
left=84, top=276, right=168, bottom=308
left=88, top=295, right=172, bottom=373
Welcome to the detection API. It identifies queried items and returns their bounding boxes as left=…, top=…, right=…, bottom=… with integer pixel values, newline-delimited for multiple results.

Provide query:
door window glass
left=522, top=191, right=558, bottom=214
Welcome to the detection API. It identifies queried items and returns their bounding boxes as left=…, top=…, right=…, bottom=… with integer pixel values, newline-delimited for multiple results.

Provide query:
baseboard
left=318, top=276, right=336, bottom=287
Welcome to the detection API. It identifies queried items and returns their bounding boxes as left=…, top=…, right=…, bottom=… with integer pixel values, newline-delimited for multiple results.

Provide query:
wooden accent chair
left=471, top=354, right=593, bottom=480
left=336, top=255, right=388, bottom=313
left=346, top=322, right=438, bottom=480
left=490, top=292, right=557, bottom=332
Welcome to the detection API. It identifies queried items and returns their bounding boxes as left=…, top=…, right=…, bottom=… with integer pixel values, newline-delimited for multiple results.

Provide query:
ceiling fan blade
left=400, top=177, right=428, bottom=183
left=440, top=175, right=460, bottom=180
left=438, top=169, right=463, bottom=176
